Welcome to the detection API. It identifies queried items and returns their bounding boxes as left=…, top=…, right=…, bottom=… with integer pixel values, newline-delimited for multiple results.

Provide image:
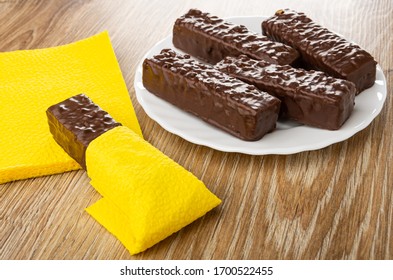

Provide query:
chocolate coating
left=142, top=49, right=281, bottom=141
left=173, top=9, right=299, bottom=65
left=216, top=55, right=356, bottom=130
left=46, top=94, right=121, bottom=169
left=262, top=9, right=376, bottom=93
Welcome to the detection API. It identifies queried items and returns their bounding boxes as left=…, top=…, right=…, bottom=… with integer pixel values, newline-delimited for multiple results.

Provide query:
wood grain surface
left=0, top=0, right=392, bottom=260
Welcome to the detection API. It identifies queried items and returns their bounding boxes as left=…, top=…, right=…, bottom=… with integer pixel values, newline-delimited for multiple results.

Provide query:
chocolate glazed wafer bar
left=262, top=9, right=377, bottom=93
left=216, top=55, right=356, bottom=130
left=173, top=9, right=299, bottom=65
left=46, top=94, right=121, bottom=169
left=142, top=49, right=281, bottom=141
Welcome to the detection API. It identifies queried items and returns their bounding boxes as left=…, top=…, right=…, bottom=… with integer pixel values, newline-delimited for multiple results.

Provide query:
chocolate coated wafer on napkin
left=46, top=94, right=221, bottom=255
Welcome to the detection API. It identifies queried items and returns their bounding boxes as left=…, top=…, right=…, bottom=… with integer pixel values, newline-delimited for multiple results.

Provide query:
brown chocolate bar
left=262, top=9, right=376, bottom=93
left=173, top=9, right=299, bottom=65
left=215, top=55, right=356, bottom=130
left=46, top=94, right=121, bottom=169
left=142, top=49, right=281, bottom=141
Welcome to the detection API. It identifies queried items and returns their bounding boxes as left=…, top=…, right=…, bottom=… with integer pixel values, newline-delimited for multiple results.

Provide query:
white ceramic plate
left=134, top=16, right=387, bottom=155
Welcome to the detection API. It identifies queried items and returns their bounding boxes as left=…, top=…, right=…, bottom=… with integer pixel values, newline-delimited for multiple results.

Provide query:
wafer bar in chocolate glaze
left=216, top=55, right=356, bottom=130
left=46, top=94, right=121, bottom=169
left=173, top=9, right=299, bottom=65
left=262, top=9, right=376, bottom=93
left=142, top=49, right=281, bottom=141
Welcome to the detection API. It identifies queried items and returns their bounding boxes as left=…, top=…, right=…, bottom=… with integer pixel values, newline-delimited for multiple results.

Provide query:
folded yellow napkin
left=0, top=31, right=141, bottom=184
left=85, top=126, right=221, bottom=255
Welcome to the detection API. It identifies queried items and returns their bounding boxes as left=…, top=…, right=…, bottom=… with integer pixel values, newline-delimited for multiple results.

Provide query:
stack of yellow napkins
left=1, top=32, right=221, bottom=254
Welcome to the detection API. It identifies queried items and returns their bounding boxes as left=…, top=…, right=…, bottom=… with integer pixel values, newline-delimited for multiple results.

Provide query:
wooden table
left=0, top=0, right=392, bottom=260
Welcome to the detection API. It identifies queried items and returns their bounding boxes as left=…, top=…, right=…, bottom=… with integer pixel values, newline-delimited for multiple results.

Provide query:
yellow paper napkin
left=85, top=126, right=221, bottom=255
left=0, top=32, right=142, bottom=184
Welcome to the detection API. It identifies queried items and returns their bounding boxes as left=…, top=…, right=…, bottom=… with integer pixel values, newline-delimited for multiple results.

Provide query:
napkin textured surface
left=85, top=126, right=221, bottom=255
left=0, top=32, right=142, bottom=184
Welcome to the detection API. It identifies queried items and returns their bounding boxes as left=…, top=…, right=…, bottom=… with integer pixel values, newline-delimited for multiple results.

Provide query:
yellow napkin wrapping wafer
left=0, top=32, right=142, bottom=184
left=85, top=126, right=221, bottom=255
